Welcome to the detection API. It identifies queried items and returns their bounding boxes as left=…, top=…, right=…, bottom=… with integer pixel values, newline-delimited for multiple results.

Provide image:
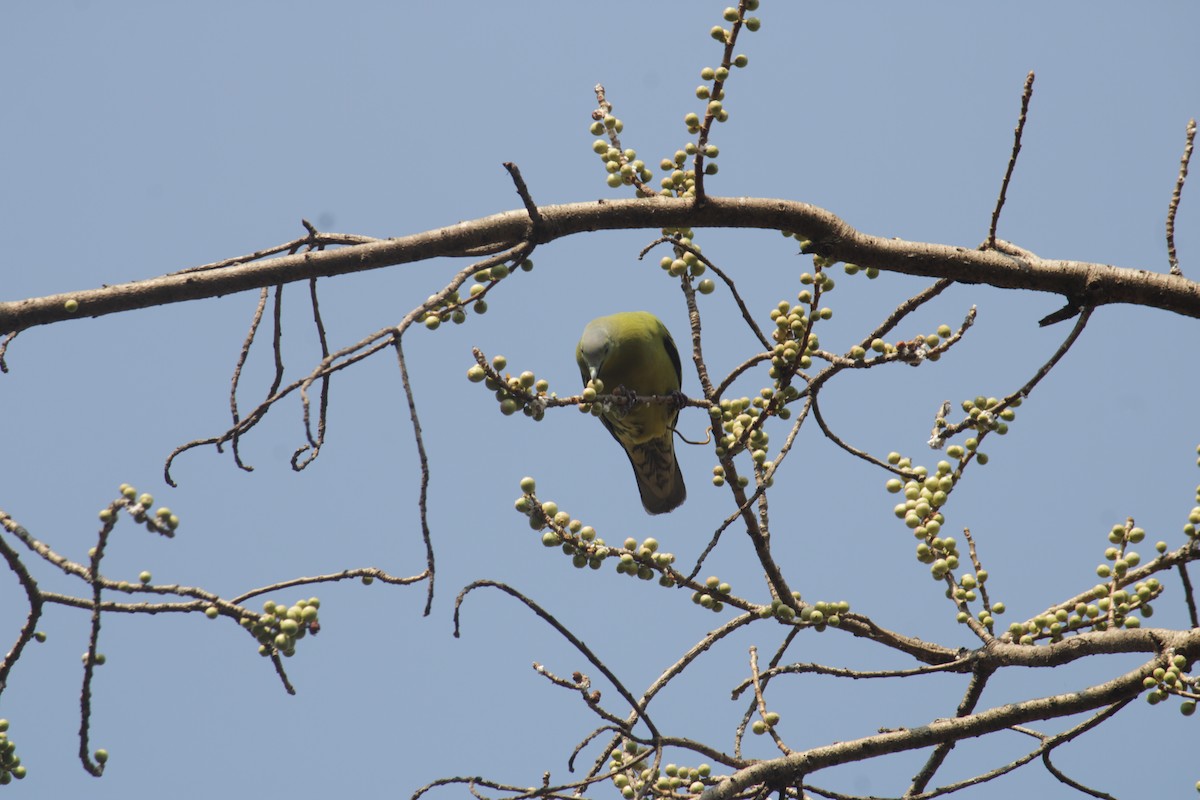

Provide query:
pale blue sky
left=2, top=2, right=1198, bottom=798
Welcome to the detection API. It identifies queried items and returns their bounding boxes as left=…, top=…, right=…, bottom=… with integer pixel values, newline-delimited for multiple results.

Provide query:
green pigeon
left=576, top=311, right=686, bottom=514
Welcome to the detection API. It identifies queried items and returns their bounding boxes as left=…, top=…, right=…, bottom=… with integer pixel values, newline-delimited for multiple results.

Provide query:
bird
left=576, top=311, right=686, bottom=515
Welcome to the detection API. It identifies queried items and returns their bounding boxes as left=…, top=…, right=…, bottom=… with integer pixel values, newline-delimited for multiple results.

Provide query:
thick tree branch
left=702, top=626, right=1200, bottom=799
left=4, top=196, right=1200, bottom=337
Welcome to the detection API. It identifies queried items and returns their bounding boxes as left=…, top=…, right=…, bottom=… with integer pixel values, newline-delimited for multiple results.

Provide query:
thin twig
left=907, top=666, right=993, bottom=795
left=803, top=699, right=1131, bottom=800
left=732, top=656, right=972, bottom=696
left=453, top=580, right=658, bottom=742
left=581, top=613, right=756, bottom=784
left=988, top=71, right=1035, bottom=248
left=810, top=393, right=895, bottom=472
left=1005, top=305, right=1094, bottom=401
left=747, top=647, right=792, bottom=755
left=1180, top=559, right=1199, bottom=629
left=734, top=630, right=800, bottom=760
left=591, top=86, right=658, bottom=199
left=293, top=277, right=332, bottom=469
left=692, top=4, right=749, bottom=202
left=703, top=658, right=1167, bottom=800
left=680, top=261, right=716, bottom=400
left=1167, top=118, right=1196, bottom=276
left=961, top=527, right=994, bottom=622
left=78, top=519, right=115, bottom=777
left=941, top=306, right=1093, bottom=442
left=858, top=279, right=956, bottom=352
left=710, top=351, right=775, bottom=400
left=393, top=336, right=437, bottom=616
left=783, top=282, right=968, bottom=480
left=164, top=246, right=523, bottom=486
left=0, top=330, right=16, bottom=372
left=503, top=162, right=544, bottom=234
left=640, top=235, right=771, bottom=350
left=167, top=226, right=381, bottom=277
left=1041, top=750, right=1116, bottom=799
left=228, top=286, right=270, bottom=473
left=0, top=516, right=44, bottom=691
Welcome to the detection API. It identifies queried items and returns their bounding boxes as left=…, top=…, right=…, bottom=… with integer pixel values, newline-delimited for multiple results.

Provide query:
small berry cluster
left=588, top=2, right=759, bottom=200
left=576, top=377, right=613, bottom=420
left=749, top=709, right=782, bottom=736
left=81, top=650, right=107, bottom=666
left=692, top=575, right=733, bottom=613
left=656, top=226, right=716, bottom=298
left=656, top=228, right=714, bottom=288
left=1182, top=452, right=1200, bottom=541
left=885, top=454, right=1007, bottom=632
left=705, top=256, right=851, bottom=497
left=514, top=478, right=680, bottom=582
left=1143, top=653, right=1197, bottom=713
left=466, top=354, right=553, bottom=421
left=0, top=720, right=25, bottom=784
left=937, top=395, right=1018, bottom=463
left=655, top=133, right=722, bottom=195
left=859, top=324, right=957, bottom=366
left=575, top=378, right=685, bottom=433
left=887, top=456, right=953, bottom=537
left=240, top=598, right=321, bottom=659
left=769, top=292, right=826, bottom=376
left=1008, top=520, right=1162, bottom=645
left=111, top=569, right=160, bottom=593
left=711, top=392, right=788, bottom=467
left=775, top=243, right=971, bottom=371
left=97, top=483, right=180, bottom=537
left=760, top=595, right=849, bottom=628
left=1095, top=520, right=1147, bottom=584
left=589, top=116, right=652, bottom=191
left=515, top=483, right=850, bottom=624
left=840, top=260, right=881, bottom=280
left=422, top=259, right=533, bottom=330
left=610, top=739, right=716, bottom=798
left=881, top=391, right=1024, bottom=628
left=1010, top=581, right=1158, bottom=645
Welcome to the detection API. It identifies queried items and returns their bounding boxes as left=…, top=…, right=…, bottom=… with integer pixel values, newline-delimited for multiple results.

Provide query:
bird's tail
left=622, top=435, right=686, bottom=515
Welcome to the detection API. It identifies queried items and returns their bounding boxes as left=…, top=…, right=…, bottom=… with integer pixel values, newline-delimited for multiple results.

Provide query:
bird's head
left=577, top=322, right=613, bottom=382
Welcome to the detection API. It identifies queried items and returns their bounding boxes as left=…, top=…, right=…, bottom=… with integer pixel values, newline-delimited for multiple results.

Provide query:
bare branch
left=703, top=644, right=1190, bottom=800
left=639, top=234, right=771, bottom=351
left=392, top=336, right=437, bottom=616
left=0, top=517, right=43, bottom=693
left=1180, top=559, right=1199, bottom=629
left=691, top=5, right=752, bottom=202
left=1167, top=118, right=1196, bottom=277
left=988, top=71, right=1036, bottom=248
left=503, top=162, right=544, bottom=235
left=291, top=277, right=333, bottom=469
left=453, top=580, right=659, bottom=741
left=940, top=305, right=1093, bottom=443
left=906, top=666, right=993, bottom=795
left=6, top=197, right=1200, bottom=339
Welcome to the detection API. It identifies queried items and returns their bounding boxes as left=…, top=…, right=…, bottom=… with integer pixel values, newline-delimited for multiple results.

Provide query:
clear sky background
left=2, top=2, right=1198, bottom=798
